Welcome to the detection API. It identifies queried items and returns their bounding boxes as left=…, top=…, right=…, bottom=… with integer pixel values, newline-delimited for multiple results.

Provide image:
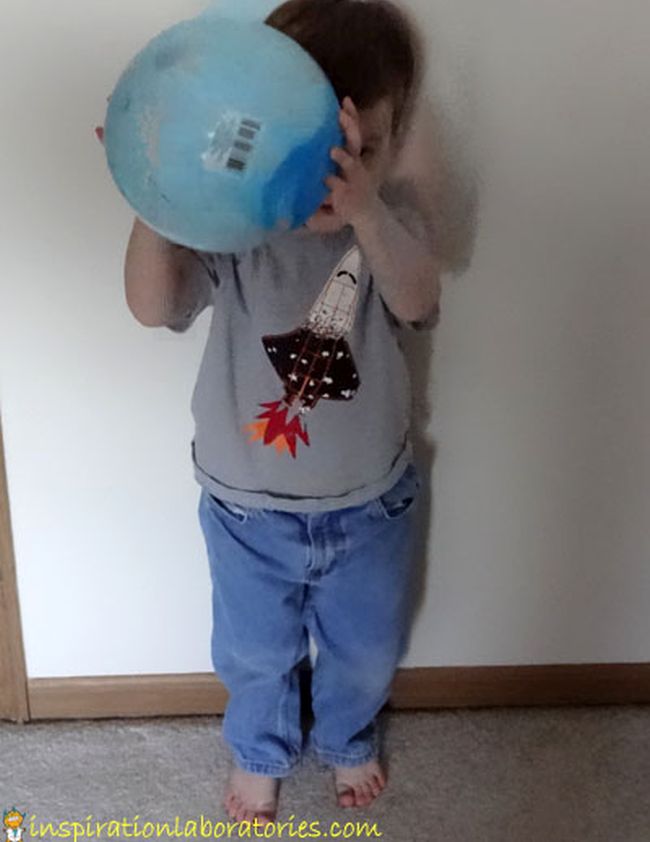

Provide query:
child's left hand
left=324, top=96, right=380, bottom=227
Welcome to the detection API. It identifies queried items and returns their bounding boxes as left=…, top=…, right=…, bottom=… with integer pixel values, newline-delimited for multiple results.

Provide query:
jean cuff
left=232, top=752, right=302, bottom=778
left=307, top=734, right=379, bottom=768
left=311, top=747, right=379, bottom=767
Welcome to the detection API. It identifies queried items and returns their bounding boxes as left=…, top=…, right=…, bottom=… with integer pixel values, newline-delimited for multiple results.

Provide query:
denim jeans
left=197, top=462, right=421, bottom=777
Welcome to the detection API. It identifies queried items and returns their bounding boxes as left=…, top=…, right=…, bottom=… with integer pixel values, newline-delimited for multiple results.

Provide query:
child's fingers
left=343, top=95, right=358, bottom=117
left=339, top=110, right=362, bottom=157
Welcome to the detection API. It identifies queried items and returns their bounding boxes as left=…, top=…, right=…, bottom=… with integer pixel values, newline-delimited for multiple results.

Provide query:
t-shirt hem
left=191, top=443, right=414, bottom=513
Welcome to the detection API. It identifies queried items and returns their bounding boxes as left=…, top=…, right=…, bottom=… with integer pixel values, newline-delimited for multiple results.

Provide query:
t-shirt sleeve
left=378, top=179, right=441, bottom=332
left=165, top=249, right=231, bottom=333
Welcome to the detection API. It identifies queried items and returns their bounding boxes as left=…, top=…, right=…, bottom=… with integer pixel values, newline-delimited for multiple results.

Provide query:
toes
left=370, top=774, right=384, bottom=796
left=337, top=786, right=355, bottom=808
left=223, top=771, right=279, bottom=824
left=225, top=793, right=277, bottom=825
left=225, top=793, right=239, bottom=819
left=352, top=784, right=366, bottom=805
left=337, top=777, right=384, bottom=807
left=355, top=783, right=372, bottom=805
left=335, top=761, right=390, bottom=808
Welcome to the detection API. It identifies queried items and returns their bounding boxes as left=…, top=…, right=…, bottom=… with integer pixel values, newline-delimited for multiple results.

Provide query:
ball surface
left=104, top=14, right=343, bottom=251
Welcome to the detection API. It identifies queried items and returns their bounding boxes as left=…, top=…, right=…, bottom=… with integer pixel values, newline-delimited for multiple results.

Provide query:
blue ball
left=104, top=14, right=344, bottom=251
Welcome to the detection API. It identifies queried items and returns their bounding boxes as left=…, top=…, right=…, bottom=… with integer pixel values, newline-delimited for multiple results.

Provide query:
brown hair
left=265, top=0, right=424, bottom=153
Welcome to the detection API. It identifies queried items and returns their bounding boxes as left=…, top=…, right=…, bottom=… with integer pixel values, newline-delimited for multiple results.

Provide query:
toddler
left=114, top=0, right=441, bottom=826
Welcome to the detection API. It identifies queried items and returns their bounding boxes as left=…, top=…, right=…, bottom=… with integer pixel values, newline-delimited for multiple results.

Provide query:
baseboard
left=21, top=662, right=650, bottom=723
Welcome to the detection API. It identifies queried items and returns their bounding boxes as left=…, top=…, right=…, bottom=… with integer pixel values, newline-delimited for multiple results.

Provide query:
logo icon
left=3, top=808, right=26, bottom=842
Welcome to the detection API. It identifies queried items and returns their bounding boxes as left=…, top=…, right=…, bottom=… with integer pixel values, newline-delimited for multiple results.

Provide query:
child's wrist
left=351, top=193, right=385, bottom=234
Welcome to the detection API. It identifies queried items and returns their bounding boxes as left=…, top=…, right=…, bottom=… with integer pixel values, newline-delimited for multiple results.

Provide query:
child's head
left=265, top=0, right=424, bottom=234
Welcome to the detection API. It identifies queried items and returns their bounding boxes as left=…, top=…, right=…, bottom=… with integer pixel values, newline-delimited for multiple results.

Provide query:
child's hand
left=324, top=96, right=380, bottom=228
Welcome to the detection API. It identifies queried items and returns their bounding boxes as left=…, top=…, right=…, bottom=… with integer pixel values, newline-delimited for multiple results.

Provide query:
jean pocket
left=372, top=463, right=421, bottom=521
left=205, top=491, right=251, bottom=524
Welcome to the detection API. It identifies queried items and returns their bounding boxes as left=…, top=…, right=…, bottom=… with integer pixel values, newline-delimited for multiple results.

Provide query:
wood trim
left=0, top=416, right=29, bottom=722
left=29, top=673, right=228, bottom=720
left=27, top=662, right=650, bottom=721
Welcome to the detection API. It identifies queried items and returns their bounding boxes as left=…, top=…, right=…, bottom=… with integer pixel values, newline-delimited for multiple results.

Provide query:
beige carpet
left=1, top=704, right=649, bottom=841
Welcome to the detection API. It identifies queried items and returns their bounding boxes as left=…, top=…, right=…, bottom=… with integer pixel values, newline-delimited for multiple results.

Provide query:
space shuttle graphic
left=243, top=246, right=363, bottom=458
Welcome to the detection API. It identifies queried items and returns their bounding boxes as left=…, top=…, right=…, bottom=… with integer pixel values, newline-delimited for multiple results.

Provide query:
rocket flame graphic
left=243, top=246, right=362, bottom=458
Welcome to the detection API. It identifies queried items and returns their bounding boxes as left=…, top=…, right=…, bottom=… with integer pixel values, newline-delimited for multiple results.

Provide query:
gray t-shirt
left=169, top=181, right=439, bottom=512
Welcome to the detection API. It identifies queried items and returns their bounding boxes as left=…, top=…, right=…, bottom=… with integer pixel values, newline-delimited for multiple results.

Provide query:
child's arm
left=327, top=97, right=441, bottom=329
left=96, top=125, right=209, bottom=330
left=354, top=182, right=442, bottom=326
left=357, top=93, right=443, bottom=328
left=123, top=218, right=204, bottom=328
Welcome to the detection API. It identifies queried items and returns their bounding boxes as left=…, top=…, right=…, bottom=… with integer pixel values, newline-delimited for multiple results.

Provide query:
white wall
left=1, top=0, right=648, bottom=678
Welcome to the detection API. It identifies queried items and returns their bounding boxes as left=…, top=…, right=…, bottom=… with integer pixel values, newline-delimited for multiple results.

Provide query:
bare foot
left=334, top=758, right=387, bottom=808
left=223, top=766, right=281, bottom=825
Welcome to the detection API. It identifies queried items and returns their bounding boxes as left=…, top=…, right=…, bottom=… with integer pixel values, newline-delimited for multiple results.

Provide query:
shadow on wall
left=389, top=5, right=483, bottom=635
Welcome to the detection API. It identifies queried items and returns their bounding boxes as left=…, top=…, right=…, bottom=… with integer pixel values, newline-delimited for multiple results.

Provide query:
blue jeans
left=197, top=462, right=421, bottom=777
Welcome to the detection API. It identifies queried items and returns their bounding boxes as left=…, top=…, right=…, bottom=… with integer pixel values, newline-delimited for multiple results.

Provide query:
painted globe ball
left=104, top=13, right=343, bottom=251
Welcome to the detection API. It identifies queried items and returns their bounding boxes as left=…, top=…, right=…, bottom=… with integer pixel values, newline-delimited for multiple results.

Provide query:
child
left=117, top=0, right=441, bottom=826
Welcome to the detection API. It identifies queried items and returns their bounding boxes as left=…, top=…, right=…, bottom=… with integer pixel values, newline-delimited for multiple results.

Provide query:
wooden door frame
left=0, top=413, right=29, bottom=721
